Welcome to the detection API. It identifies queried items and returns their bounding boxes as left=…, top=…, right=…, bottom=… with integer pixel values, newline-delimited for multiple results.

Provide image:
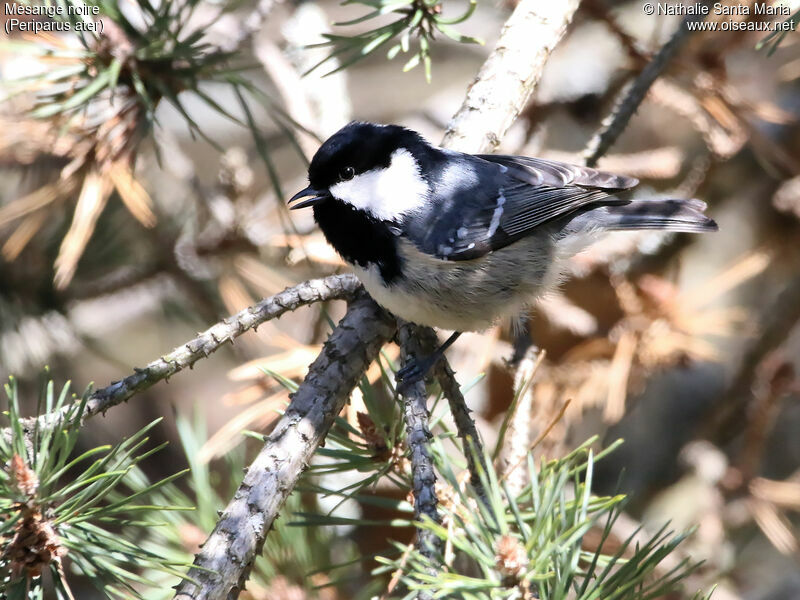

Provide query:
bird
left=289, top=121, right=717, bottom=386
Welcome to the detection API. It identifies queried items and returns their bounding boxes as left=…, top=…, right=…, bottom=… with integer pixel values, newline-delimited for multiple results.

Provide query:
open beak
left=288, top=186, right=329, bottom=210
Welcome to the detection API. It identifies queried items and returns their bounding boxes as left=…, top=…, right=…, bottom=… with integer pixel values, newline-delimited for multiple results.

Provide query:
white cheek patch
left=329, top=148, right=429, bottom=221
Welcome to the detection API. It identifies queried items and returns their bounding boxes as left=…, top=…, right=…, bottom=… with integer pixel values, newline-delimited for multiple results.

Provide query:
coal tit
left=289, top=122, right=717, bottom=383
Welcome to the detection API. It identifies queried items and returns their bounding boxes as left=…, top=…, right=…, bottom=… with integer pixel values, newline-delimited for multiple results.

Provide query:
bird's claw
left=395, top=357, right=435, bottom=393
left=395, top=331, right=462, bottom=394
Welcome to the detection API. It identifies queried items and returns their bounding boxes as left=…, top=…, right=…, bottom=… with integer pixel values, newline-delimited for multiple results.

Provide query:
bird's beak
left=288, top=186, right=329, bottom=210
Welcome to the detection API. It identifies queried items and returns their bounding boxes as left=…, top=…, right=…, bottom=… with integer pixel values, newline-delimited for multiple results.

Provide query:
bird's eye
left=340, top=166, right=355, bottom=181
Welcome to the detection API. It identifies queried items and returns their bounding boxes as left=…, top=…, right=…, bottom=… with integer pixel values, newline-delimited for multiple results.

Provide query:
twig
left=583, top=3, right=711, bottom=167
left=706, top=275, right=800, bottom=445
left=738, top=357, right=795, bottom=481
left=582, top=0, right=650, bottom=67
left=501, top=347, right=544, bottom=497
left=542, top=147, right=684, bottom=181
left=648, top=78, right=746, bottom=160
left=64, top=263, right=164, bottom=300
left=173, top=292, right=396, bottom=600
left=408, top=326, right=490, bottom=508
left=432, top=0, right=581, bottom=507
left=218, top=0, right=281, bottom=54
left=434, top=358, right=491, bottom=507
left=254, top=40, right=321, bottom=158
left=441, top=0, right=581, bottom=154
left=499, top=398, right=572, bottom=483
left=397, top=323, right=443, bottom=585
left=282, top=3, right=353, bottom=137
left=4, top=274, right=361, bottom=441
left=381, top=540, right=414, bottom=600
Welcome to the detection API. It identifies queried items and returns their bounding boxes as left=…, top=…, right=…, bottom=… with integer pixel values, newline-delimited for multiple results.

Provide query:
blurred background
left=1, top=0, right=800, bottom=598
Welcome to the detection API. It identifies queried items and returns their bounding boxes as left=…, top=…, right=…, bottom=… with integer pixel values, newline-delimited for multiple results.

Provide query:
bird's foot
left=395, top=331, right=462, bottom=394
left=395, top=356, right=438, bottom=393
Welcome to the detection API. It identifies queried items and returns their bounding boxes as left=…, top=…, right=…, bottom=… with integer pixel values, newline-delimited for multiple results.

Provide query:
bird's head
left=288, top=122, right=435, bottom=222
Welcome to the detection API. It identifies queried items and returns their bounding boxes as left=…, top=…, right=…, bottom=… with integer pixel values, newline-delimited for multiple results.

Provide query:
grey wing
left=475, top=154, right=639, bottom=190
left=422, top=154, right=638, bottom=261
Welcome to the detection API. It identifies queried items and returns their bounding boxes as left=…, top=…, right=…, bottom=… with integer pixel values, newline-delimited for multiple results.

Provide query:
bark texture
left=5, top=274, right=361, bottom=445
left=397, top=323, right=443, bottom=574
left=171, top=0, right=587, bottom=596
left=583, top=4, right=711, bottom=166
left=441, top=0, right=581, bottom=154
left=173, top=292, right=395, bottom=600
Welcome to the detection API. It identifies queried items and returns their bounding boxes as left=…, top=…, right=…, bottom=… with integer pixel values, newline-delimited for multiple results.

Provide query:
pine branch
left=430, top=0, right=583, bottom=512
left=436, top=359, right=490, bottom=504
left=172, top=2, right=589, bottom=597
left=501, top=346, right=542, bottom=497
left=410, top=327, right=490, bottom=509
left=441, top=0, right=582, bottom=153
left=0, top=386, right=192, bottom=598
left=173, top=292, right=396, bottom=600
left=218, top=0, right=282, bottom=53
left=3, top=274, right=361, bottom=443
left=397, top=324, right=443, bottom=583
left=583, top=3, right=711, bottom=167
left=706, top=274, right=800, bottom=444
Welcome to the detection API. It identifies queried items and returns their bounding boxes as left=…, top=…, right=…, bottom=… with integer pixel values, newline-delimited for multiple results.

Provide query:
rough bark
left=3, top=274, right=361, bottom=444
left=441, top=0, right=582, bottom=154
left=172, top=1, right=586, bottom=596
left=397, top=324, right=443, bottom=569
left=173, top=292, right=396, bottom=600
left=409, top=327, right=489, bottom=509
left=429, top=0, right=582, bottom=509
left=583, top=4, right=711, bottom=166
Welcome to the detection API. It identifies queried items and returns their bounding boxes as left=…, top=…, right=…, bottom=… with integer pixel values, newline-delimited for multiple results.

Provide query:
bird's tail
left=597, top=198, right=717, bottom=233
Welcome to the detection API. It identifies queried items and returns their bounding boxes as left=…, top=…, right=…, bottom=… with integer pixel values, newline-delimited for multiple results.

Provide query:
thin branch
left=173, top=292, right=396, bottom=600
left=5, top=274, right=361, bottom=441
left=409, top=327, right=489, bottom=509
left=436, top=360, right=490, bottom=502
left=706, top=275, right=800, bottom=445
left=397, top=323, right=443, bottom=585
left=432, top=0, right=581, bottom=507
left=583, top=4, right=711, bottom=167
left=218, top=0, right=281, bottom=54
left=582, top=0, right=650, bottom=68
left=172, top=2, right=589, bottom=597
left=441, top=0, right=582, bottom=154
left=501, top=347, right=544, bottom=497
left=499, top=398, right=572, bottom=483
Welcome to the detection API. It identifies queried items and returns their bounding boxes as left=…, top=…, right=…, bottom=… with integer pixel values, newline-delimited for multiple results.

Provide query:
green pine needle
left=309, top=0, right=482, bottom=82
left=0, top=377, right=192, bottom=599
